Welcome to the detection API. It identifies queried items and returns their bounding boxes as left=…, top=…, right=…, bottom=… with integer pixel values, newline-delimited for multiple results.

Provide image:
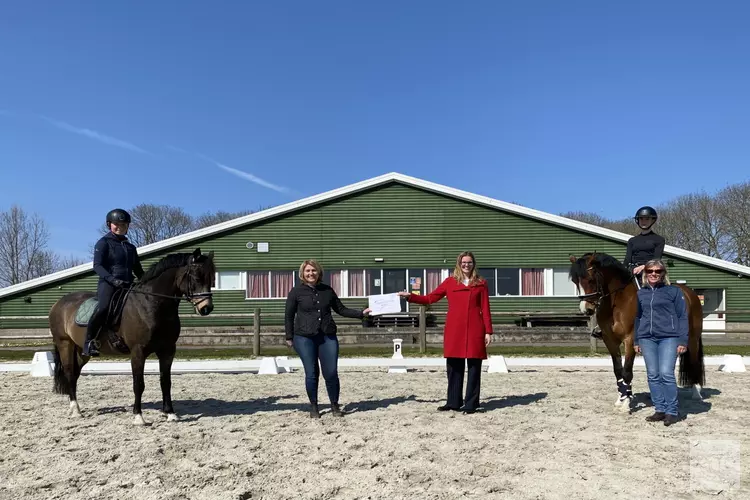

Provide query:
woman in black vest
left=84, top=208, right=144, bottom=356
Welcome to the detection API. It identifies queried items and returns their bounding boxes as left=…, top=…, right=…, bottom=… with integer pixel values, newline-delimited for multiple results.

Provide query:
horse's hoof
left=69, top=401, right=82, bottom=418
left=691, top=384, right=703, bottom=401
left=133, top=414, right=147, bottom=426
left=618, top=399, right=632, bottom=413
left=166, top=413, right=179, bottom=422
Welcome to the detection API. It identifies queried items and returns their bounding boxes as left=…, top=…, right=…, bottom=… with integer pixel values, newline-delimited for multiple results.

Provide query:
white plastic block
left=258, top=356, right=280, bottom=375
left=275, top=356, right=290, bottom=373
left=719, top=354, right=746, bottom=373
left=30, top=351, right=54, bottom=377
left=487, top=355, right=509, bottom=373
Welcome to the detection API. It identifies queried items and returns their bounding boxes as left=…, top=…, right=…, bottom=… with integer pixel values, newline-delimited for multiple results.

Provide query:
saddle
left=75, top=288, right=132, bottom=354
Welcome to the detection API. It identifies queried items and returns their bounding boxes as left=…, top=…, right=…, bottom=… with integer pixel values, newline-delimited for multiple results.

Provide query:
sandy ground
left=0, top=365, right=748, bottom=500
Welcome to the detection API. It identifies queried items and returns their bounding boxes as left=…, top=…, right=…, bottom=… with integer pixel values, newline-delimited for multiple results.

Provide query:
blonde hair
left=641, top=259, right=671, bottom=287
left=452, top=251, right=483, bottom=285
left=298, top=259, right=323, bottom=284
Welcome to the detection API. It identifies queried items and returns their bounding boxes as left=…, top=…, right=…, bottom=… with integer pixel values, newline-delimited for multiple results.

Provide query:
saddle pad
left=74, top=298, right=98, bottom=326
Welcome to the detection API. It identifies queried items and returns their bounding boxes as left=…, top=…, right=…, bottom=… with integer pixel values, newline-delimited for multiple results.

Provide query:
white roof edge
left=2, top=171, right=749, bottom=299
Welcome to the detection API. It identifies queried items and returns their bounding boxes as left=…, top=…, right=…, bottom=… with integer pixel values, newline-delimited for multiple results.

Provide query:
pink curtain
left=349, top=270, right=365, bottom=296
left=247, top=271, right=270, bottom=298
left=521, top=269, right=544, bottom=295
left=426, top=269, right=442, bottom=293
left=329, top=270, right=343, bottom=295
left=271, top=271, right=295, bottom=298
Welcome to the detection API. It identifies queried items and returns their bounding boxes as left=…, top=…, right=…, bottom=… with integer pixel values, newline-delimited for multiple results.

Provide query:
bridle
left=577, top=265, right=629, bottom=308
left=129, top=259, right=213, bottom=305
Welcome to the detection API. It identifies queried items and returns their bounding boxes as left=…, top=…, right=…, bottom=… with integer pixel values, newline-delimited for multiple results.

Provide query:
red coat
left=408, top=277, right=493, bottom=359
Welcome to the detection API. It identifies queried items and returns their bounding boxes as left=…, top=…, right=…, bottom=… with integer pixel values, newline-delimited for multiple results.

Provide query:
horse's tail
left=52, top=343, right=70, bottom=395
left=679, top=335, right=705, bottom=387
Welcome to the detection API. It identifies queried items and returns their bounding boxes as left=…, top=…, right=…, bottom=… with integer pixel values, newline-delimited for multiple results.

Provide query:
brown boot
left=663, top=414, right=679, bottom=426
left=645, top=412, right=666, bottom=422
left=331, top=403, right=344, bottom=417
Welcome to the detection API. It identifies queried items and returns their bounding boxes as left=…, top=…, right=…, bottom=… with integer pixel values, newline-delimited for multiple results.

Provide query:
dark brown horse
left=569, top=252, right=705, bottom=412
left=49, top=248, right=216, bottom=424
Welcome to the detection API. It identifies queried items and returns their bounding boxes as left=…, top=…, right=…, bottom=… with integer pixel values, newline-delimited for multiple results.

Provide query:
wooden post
left=419, top=306, right=427, bottom=354
left=253, top=308, right=261, bottom=357
left=590, top=336, right=597, bottom=355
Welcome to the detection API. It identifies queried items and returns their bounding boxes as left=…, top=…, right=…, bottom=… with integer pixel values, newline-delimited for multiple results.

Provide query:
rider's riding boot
left=83, top=310, right=104, bottom=357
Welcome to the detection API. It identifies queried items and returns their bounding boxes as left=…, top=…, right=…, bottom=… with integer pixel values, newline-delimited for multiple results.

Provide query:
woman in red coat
left=398, top=251, right=493, bottom=414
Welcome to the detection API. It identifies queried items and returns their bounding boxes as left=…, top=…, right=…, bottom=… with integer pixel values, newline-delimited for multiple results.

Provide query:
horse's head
left=569, top=251, right=633, bottom=316
left=569, top=253, right=600, bottom=315
left=178, top=248, right=216, bottom=316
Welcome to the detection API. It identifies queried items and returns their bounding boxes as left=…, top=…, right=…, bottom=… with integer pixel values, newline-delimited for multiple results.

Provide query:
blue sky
left=2, top=1, right=749, bottom=259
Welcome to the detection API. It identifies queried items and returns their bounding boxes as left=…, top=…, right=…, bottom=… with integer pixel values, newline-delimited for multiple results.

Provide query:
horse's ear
left=569, top=255, right=576, bottom=263
left=193, top=248, right=202, bottom=257
left=207, top=250, right=215, bottom=260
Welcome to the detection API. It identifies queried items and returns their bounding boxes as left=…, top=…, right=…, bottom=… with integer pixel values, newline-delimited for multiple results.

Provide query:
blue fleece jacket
left=634, top=283, right=689, bottom=347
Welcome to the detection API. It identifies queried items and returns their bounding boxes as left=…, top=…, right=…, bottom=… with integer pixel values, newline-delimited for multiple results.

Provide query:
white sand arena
left=0, top=366, right=748, bottom=500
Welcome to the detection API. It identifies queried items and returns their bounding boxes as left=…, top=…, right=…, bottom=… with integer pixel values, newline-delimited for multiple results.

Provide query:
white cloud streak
left=41, top=116, right=150, bottom=154
left=169, top=145, right=292, bottom=194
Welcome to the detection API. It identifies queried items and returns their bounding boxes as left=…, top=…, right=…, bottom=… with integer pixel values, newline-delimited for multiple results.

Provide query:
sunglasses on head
left=645, top=269, right=664, bottom=275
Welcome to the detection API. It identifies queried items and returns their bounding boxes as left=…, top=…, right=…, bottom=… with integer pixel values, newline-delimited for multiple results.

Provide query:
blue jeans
left=640, top=336, right=680, bottom=416
left=293, top=333, right=340, bottom=405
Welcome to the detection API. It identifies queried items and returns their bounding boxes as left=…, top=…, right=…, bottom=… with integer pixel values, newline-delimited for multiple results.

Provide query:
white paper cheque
left=368, top=293, right=402, bottom=315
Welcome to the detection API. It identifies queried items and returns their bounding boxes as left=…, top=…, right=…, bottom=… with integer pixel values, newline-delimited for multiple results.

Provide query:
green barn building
left=2, top=173, right=749, bottom=335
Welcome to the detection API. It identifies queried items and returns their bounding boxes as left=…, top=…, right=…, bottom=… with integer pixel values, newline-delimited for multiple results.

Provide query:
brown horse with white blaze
left=569, top=252, right=705, bottom=412
left=49, top=248, right=215, bottom=425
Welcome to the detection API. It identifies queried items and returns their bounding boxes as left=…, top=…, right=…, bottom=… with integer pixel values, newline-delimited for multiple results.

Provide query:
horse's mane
left=569, top=252, right=632, bottom=284
left=140, top=252, right=215, bottom=284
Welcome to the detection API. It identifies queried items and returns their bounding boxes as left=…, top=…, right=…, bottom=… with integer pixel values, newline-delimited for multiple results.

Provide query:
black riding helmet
left=634, top=206, right=657, bottom=229
left=106, top=208, right=131, bottom=225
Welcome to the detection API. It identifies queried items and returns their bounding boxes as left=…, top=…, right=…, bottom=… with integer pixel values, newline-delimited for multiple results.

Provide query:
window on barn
left=552, top=268, right=576, bottom=296
left=270, top=271, right=295, bottom=298
left=496, top=268, right=520, bottom=296
left=214, top=271, right=244, bottom=290
left=521, top=268, right=545, bottom=295
left=247, top=271, right=271, bottom=298
left=478, top=268, right=496, bottom=295
left=425, top=269, right=444, bottom=294
left=322, top=269, right=343, bottom=296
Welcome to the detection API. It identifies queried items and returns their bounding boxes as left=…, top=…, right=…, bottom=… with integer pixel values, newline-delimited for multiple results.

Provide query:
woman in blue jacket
left=634, top=259, right=688, bottom=426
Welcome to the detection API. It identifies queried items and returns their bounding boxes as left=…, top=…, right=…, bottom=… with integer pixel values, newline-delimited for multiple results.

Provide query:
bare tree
left=194, top=210, right=252, bottom=229
left=99, top=204, right=195, bottom=247
left=560, top=211, right=610, bottom=226
left=716, top=183, right=750, bottom=265
left=561, top=211, right=637, bottom=236
left=54, top=254, right=88, bottom=272
left=655, top=193, right=727, bottom=258
left=0, top=205, right=53, bottom=287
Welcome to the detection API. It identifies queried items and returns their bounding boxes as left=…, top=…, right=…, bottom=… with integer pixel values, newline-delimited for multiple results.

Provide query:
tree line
left=561, top=181, right=750, bottom=266
left=0, top=204, right=260, bottom=287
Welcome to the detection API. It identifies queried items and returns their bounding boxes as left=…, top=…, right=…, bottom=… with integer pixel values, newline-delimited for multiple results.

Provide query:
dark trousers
left=293, top=333, right=340, bottom=405
left=446, top=357, right=482, bottom=410
left=85, top=282, right=116, bottom=343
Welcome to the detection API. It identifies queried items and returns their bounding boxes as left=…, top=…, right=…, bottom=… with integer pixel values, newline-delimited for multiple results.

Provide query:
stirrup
left=85, top=339, right=101, bottom=356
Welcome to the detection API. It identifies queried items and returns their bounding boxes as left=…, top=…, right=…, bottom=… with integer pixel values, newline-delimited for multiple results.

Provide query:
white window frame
left=213, top=271, right=247, bottom=291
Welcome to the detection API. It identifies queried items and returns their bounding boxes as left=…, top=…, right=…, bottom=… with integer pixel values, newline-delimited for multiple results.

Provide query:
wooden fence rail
left=3, top=307, right=750, bottom=355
